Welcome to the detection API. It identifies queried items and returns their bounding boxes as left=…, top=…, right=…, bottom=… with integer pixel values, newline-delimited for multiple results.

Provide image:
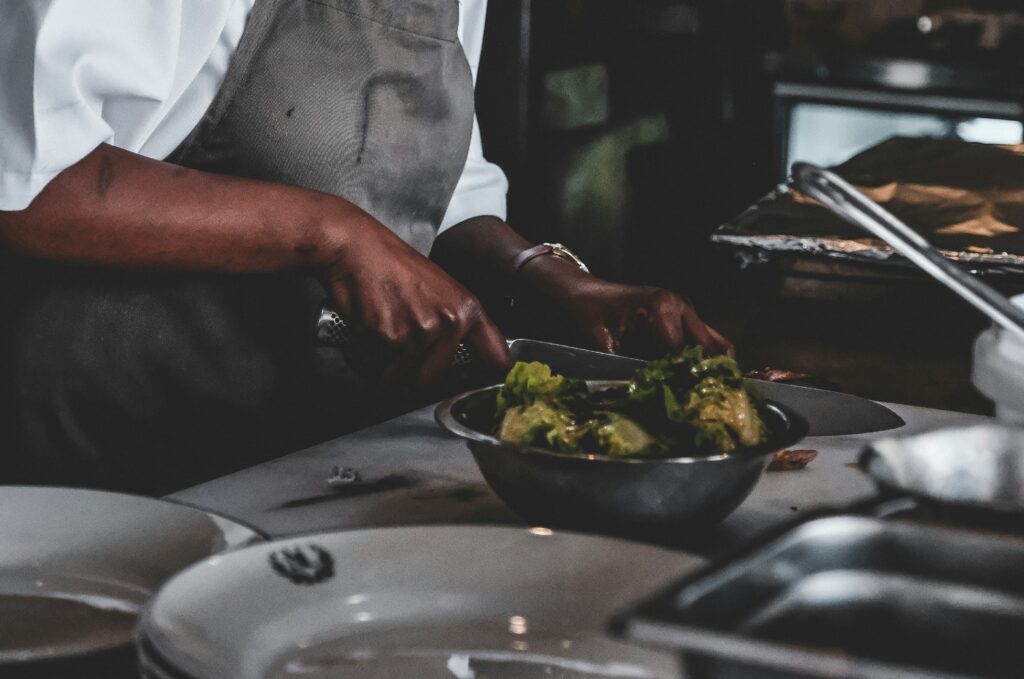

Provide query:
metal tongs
left=792, top=162, right=1024, bottom=342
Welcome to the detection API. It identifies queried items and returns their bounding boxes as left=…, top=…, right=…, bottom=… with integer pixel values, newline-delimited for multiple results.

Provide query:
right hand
left=323, top=216, right=510, bottom=389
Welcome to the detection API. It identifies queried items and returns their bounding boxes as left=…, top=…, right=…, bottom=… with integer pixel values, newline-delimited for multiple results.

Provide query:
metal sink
left=619, top=516, right=1024, bottom=679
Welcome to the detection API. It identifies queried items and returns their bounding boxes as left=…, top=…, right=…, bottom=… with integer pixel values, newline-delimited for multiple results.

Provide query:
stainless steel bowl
left=436, top=381, right=809, bottom=536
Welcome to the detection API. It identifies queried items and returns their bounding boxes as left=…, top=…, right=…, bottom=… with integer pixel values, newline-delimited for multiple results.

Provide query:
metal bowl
left=436, top=381, right=809, bottom=537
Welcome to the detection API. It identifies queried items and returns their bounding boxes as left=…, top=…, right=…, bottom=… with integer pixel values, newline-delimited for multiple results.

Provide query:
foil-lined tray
left=714, top=137, right=1024, bottom=275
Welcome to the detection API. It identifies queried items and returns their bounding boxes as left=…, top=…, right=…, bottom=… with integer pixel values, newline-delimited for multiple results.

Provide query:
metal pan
left=859, top=424, right=1024, bottom=529
left=618, top=515, right=1024, bottom=679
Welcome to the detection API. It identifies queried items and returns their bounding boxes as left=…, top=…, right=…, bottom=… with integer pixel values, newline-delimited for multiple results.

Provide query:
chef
left=0, top=0, right=732, bottom=492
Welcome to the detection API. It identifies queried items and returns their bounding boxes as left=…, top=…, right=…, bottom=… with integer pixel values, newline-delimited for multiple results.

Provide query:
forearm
left=431, top=215, right=592, bottom=303
left=0, top=144, right=372, bottom=272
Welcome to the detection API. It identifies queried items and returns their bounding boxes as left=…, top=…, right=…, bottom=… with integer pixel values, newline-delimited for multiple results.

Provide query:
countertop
left=170, top=397, right=987, bottom=559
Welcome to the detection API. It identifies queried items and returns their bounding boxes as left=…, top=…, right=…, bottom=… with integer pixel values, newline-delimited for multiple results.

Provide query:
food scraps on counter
left=768, top=449, right=818, bottom=472
left=494, top=347, right=768, bottom=458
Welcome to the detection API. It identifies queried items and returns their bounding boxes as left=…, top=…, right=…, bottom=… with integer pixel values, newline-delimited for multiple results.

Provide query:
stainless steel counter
left=170, top=398, right=987, bottom=558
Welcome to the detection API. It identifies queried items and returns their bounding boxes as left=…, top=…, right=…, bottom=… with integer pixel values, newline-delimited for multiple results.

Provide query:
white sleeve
left=0, top=0, right=235, bottom=211
left=439, top=0, right=509, bottom=233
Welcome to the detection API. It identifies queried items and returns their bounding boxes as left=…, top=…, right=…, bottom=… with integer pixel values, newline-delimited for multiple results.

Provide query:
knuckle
left=438, top=306, right=461, bottom=327
left=378, top=323, right=409, bottom=347
left=417, top=314, right=442, bottom=338
left=651, top=289, right=682, bottom=313
left=455, top=296, right=483, bottom=326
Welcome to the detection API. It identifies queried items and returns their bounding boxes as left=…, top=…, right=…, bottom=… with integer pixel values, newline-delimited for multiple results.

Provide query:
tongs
left=792, top=162, right=1024, bottom=342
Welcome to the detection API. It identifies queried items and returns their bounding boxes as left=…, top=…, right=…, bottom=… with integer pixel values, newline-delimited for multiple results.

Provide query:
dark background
left=474, top=0, right=1024, bottom=413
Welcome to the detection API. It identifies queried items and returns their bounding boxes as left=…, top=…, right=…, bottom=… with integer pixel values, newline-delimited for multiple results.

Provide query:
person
left=0, top=0, right=731, bottom=493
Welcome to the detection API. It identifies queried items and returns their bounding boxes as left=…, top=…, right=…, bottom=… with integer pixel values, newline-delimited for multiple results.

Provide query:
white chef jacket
left=0, top=0, right=508, bottom=232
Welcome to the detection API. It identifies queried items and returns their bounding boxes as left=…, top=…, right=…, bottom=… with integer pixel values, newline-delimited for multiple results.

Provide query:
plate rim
left=0, top=485, right=267, bottom=666
left=139, top=523, right=704, bottom=678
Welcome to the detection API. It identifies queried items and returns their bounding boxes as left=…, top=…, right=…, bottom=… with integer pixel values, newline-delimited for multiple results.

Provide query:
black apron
left=0, top=0, right=474, bottom=493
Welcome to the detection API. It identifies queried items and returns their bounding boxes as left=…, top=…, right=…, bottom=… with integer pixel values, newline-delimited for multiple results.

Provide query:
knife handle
left=315, top=305, right=476, bottom=366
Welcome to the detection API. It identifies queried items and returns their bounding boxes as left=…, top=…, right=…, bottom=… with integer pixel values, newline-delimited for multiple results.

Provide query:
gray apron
left=0, top=0, right=474, bottom=493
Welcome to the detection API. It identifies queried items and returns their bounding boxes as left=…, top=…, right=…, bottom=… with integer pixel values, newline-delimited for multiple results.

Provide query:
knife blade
left=315, top=305, right=904, bottom=437
left=747, top=379, right=904, bottom=437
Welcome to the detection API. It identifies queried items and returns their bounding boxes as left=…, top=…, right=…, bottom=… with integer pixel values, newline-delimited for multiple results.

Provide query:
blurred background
left=475, top=0, right=1024, bottom=413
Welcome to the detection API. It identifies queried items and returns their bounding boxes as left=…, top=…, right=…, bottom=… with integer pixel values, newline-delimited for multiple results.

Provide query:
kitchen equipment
left=717, top=140, right=1024, bottom=277
left=618, top=515, right=1024, bottom=679
left=973, top=293, right=1024, bottom=423
left=137, top=525, right=702, bottom=679
left=315, top=305, right=639, bottom=376
left=860, top=423, right=1024, bottom=528
left=318, top=303, right=903, bottom=436
left=0, top=487, right=261, bottom=676
left=435, top=381, right=808, bottom=536
left=751, top=379, right=902, bottom=437
left=792, top=162, right=1024, bottom=342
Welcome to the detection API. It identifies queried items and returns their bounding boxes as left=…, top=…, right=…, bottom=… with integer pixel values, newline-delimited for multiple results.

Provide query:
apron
left=0, top=0, right=474, bottom=493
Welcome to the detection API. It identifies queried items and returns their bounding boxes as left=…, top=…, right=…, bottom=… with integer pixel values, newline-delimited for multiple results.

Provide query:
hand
left=564, top=279, right=734, bottom=357
left=518, top=257, right=733, bottom=357
left=324, top=216, right=510, bottom=388
left=428, top=216, right=731, bottom=359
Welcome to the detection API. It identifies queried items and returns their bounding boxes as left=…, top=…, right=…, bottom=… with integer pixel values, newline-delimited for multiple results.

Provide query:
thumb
left=590, top=325, right=618, bottom=355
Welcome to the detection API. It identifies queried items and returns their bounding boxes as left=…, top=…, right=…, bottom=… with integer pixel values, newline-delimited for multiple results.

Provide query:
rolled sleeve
left=439, top=0, right=508, bottom=232
left=439, top=117, right=509, bottom=232
left=0, top=0, right=184, bottom=211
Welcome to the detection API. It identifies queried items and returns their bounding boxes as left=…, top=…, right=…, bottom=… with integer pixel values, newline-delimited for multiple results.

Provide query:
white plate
left=140, top=526, right=705, bottom=679
left=0, top=486, right=262, bottom=665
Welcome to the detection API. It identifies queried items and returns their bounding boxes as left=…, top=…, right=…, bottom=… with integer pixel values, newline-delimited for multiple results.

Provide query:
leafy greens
left=494, top=347, right=767, bottom=458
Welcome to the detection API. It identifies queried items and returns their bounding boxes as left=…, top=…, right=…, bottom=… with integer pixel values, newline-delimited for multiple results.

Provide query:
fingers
left=464, top=314, right=511, bottom=371
left=324, top=228, right=502, bottom=389
left=707, top=324, right=736, bottom=358
left=414, top=309, right=508, bottom=390
left=678, top=304, right=716, bottom=353
left=590, top=325, right=618, bottom=355
left=415, top=333, right=461, bottom=390
left=368, top=294, right=508, bottom=390
left=641, top=290, right=690, bottom=352
left=643, top=290, right=733, bottom=357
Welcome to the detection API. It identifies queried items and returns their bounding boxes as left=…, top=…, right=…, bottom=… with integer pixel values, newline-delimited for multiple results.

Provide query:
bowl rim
left=435, top=380, right=810, bottom=466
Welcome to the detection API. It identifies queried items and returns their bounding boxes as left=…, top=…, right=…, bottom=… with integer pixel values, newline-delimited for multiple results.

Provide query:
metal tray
left=617, top=516, right=1024, bottom=679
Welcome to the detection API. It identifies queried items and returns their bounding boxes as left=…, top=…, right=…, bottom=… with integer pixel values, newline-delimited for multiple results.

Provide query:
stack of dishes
left=136, top=526, right=704, bottom=679
left=0, top=486, right=262, bottom=678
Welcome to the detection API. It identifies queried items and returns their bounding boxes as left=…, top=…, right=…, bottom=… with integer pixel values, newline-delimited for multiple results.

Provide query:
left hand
left=429, top=218, right=733, bottom=359
left=554, top=276, right=734, bottom=357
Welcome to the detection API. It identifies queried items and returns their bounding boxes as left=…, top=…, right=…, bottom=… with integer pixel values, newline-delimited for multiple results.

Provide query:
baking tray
left=616, top=516, right=1024, bottom=679
left=713, top=138, right=1024, bottom=279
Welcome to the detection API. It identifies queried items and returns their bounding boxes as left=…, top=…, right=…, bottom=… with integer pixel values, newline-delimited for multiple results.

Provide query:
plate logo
left=269, top=544, right=335, bottom=585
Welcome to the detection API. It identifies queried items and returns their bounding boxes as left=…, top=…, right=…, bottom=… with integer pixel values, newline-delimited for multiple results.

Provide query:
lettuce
left=494, top=349, right=767, bottom=457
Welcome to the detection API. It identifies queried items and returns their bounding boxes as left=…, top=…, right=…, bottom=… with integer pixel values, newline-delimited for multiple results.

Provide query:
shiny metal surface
left=793, top=162, right=1024, bottom=342
left=315, top=304, right=638, bottom=373
left=435, top=382, right=809, bottom=535
left=751, top=379, right=903, bottom=437
left=507, top=339, right=642, bottom=380
left=317, top=303, right=901, bottom=437
left=622, top=516, right=1024, bottom=679
left=861, top=424, right=1024, bottom=517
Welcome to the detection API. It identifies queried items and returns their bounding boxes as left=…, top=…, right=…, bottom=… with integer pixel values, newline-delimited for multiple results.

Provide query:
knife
left=315, top=305, right=904, bottom=437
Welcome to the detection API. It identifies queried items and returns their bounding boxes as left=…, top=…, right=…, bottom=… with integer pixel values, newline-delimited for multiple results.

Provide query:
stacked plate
left=137, top=526, right=704, bottom=679
left=0, top=486, right=262, bottom=677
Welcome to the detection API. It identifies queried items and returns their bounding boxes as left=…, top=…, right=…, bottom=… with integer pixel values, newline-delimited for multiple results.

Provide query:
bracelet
left=512, top=242, right=590, bottom=274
